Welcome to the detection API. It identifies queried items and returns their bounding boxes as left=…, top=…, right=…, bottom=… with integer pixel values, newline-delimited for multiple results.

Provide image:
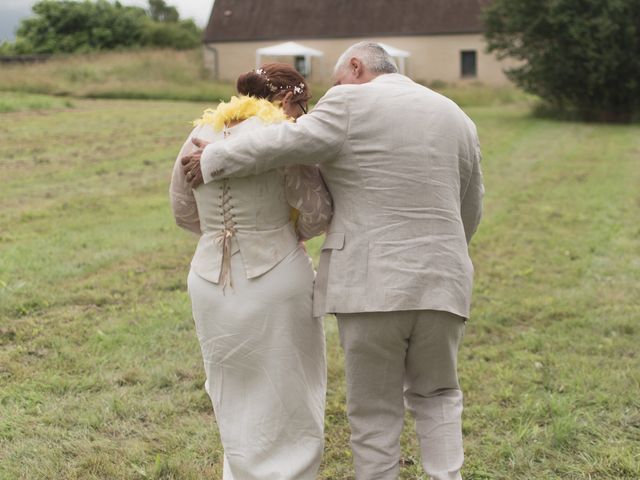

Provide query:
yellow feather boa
left=194, top=95, right=291, bottom=132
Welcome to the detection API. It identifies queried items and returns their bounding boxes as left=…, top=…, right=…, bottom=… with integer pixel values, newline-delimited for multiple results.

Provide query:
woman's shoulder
left=231, top=116, right=279, bottom=132
left=189, top=122, right=224, bottom=143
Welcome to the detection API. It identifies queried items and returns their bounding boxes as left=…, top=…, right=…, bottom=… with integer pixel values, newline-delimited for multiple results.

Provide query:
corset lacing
left=216, top=177, right=237, bottom=292
left=213, top=125, right=237, bottom=292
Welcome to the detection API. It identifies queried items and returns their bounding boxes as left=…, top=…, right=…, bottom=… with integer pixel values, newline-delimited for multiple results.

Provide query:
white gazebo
left=377, top=42, right=411, bottom=75
left=255, top=41, right=324, bottom=77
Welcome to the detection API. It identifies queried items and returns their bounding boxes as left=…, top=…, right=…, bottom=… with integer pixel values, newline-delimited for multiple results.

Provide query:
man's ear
left=351, top=58, right=363, bottom=78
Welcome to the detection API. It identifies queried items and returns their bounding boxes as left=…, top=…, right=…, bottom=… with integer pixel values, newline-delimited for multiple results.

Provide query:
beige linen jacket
left=201, top=74, right=484, bottom=318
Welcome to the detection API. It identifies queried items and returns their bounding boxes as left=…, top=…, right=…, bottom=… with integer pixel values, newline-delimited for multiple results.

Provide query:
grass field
left=1, top=94, right=639, bottom=480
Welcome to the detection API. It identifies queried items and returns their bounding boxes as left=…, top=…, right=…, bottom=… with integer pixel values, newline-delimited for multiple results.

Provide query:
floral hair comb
left=255, top=68, right=306, bottom=95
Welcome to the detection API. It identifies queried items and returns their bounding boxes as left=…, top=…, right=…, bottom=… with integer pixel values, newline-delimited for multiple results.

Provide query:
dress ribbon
left=216, top=226, right=236, bottom=293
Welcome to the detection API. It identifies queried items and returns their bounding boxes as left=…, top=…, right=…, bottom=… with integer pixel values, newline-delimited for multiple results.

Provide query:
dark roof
left=203, top=0, right=490, bottom=43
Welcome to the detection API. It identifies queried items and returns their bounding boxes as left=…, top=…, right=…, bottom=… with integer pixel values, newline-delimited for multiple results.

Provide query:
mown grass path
left=1, top=99, right=638, bottom=479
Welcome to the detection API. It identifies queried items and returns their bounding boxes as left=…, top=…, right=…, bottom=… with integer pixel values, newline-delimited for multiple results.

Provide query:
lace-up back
left=170, top=116, right=332, bottom=286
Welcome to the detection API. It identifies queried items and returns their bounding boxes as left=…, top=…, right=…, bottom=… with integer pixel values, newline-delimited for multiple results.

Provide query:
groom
left=182, top=42, right=484, bottom=480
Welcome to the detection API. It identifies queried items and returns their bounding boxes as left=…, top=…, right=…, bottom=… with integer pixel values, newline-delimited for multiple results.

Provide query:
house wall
left=203, top=34, right=510, bottom=86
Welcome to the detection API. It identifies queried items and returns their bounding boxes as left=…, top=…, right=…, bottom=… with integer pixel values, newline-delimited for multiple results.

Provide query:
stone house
left=202, top=0, right=508, bottom=85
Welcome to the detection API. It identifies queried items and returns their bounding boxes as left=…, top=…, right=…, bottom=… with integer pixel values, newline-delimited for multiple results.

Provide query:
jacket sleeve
left=169, top=126, right=202, bottom=235
left=284, top=165, right=333, bottom=241
left=200, top=87, right=349, bottom=182
left=460, top=137, right=484, bottom=244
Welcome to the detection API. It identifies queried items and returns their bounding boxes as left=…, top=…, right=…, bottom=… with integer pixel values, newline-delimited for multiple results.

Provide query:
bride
left=170, top=63, right=332, bottom=479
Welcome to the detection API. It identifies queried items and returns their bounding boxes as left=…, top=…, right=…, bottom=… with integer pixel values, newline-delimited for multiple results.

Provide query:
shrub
left=484, top=0, right=640, bottom=122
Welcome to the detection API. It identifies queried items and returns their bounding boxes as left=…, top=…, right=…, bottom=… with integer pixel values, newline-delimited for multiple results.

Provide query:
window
left=461, top=50, right=477, bottom=78
left=294, top=56, right=308, bottom=77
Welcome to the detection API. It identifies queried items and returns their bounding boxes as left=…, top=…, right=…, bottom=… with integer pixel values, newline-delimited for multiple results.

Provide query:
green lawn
left=0, top=92, right=73, bottom=113
left=0, top=97, right=638, bottom=480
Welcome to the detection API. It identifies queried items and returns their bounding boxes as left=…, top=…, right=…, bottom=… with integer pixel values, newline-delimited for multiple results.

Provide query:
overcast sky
left=0, top=0, right=214, bottom=42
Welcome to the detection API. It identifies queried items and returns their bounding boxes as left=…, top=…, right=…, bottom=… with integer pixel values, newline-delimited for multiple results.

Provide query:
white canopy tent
left=377, top=42, right=411, bottom=75
left=256, top=41, right=324, bottom=77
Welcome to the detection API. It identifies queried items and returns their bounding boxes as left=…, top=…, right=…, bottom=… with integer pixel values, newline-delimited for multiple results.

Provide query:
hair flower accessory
left=255, top=68, right=306, bottom=95
left=255, top=68, right=279, bottom=92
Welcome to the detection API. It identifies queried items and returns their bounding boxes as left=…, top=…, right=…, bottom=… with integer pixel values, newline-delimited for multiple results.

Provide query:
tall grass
left=0, top=49, right=234, bottom=102
left=0, top=49, right=532, bottom=108
left=435, top=81, right=534, bottom=107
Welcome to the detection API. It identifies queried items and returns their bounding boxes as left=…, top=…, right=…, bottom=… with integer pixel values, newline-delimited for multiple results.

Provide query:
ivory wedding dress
left=170, top=114, right=332, bottom=480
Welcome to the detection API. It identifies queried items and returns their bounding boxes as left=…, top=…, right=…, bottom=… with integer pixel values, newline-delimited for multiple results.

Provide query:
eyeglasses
left=298, top=102, right=308, bottom=114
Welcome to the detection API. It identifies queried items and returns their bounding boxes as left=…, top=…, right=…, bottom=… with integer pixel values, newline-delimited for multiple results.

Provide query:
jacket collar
left=371, top=73, right=411, bottom=84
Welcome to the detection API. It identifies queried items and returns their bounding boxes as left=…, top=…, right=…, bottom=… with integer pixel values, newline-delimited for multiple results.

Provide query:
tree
left=14, top=1, right=145, bottom=54
left=484, top=0, right=640, bottom=122
left=148, top=0, right=179, bottom=22
left=5, top=0, right=200, bottom=55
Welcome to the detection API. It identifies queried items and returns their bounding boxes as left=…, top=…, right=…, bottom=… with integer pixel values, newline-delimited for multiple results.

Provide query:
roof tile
left=204, top=0, right=490, bottom=43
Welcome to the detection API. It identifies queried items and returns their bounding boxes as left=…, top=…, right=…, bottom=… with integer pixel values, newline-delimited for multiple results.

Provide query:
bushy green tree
left=6, top=0, right=200, bottom=55
left=14, top=1, right=145, bottom=54
left=148, top=0, right=179, bottom=22
left=141, top=19, right=200, bottom=50
left=484, top=0, right=640, bottom=122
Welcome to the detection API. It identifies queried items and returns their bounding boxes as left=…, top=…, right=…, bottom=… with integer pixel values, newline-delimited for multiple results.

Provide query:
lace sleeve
left=284, top=165, right=333, bottom=241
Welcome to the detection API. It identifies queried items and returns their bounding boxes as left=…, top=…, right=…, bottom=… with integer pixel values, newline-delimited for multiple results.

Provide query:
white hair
left=334, top=41, right=398, bottom=75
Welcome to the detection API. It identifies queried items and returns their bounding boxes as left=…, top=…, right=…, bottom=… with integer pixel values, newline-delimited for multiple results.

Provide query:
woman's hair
left=237, top=63, right=311, bottom=104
